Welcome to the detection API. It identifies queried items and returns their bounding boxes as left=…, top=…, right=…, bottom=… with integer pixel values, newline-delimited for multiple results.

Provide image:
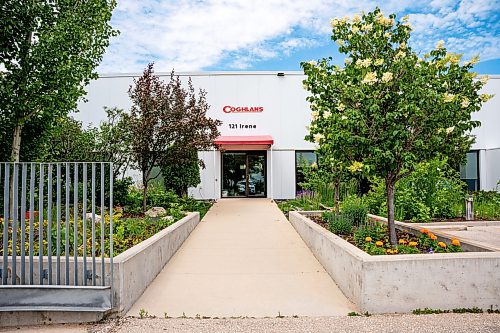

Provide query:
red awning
left=214, top=135, right=274, bottom=145
left=214, top=135, right=274, bottom=151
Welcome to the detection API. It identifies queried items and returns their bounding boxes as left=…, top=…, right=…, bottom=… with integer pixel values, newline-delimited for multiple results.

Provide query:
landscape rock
left=85, top=213, right=102, bottom=224
left=145, top=207, right=167, bottom=218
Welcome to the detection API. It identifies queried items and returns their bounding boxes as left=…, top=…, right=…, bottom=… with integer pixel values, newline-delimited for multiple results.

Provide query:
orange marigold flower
left=375, top=241, right=383, bottom=247
left=398, top=239, right=407, bottom=244
left=451, top=239, right=461, bottom=246
left=420, top=229, right=429, bottom=234
left=438, top=242, right=446, bottom=248
left=365, top=237, right=372, bottom=242
left=409, top=241, right=418, bottom=247
left=429, top=234, right=437, bottom=240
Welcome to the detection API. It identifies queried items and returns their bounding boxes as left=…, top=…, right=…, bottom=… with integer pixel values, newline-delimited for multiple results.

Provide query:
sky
left=98, top=0, right=500, bottom=74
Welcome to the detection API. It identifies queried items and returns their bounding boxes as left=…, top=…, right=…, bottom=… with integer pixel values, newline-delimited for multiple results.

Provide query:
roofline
left=96, top=71, right=500, bottom=79
left=97, top=71, right=306, bottom=78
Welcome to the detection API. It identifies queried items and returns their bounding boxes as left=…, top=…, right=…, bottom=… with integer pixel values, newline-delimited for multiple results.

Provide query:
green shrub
left=353, top=222, right=387, bottom=247
left=341, top=196, right=368, bottom=227
left=323, top=212, right=353, bottom=235
left=473, top=191, right=500, bottom=219
left=364, top=159, right=465, bottom=222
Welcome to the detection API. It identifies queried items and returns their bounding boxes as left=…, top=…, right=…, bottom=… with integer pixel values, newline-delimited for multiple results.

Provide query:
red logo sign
left=223, top=106, right=264, bottom=113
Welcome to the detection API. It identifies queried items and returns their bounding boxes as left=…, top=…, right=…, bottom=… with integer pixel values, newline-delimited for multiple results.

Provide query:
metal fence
left=0, top=162, right=113, bottom=288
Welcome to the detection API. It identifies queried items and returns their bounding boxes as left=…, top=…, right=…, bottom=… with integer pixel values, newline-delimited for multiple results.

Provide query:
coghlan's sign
left=223, top=106, right=264, bottom=113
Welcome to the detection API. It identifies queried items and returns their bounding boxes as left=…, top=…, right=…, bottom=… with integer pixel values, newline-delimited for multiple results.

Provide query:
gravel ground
left=85, top=314, right=500, bottom=333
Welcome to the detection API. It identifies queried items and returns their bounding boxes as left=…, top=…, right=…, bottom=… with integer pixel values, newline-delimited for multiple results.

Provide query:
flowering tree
left=302, top=8, right=492, bottom=245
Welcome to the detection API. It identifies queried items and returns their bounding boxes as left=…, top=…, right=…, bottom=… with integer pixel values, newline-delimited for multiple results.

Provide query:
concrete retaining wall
left=289, top=211, right=500, bottom=313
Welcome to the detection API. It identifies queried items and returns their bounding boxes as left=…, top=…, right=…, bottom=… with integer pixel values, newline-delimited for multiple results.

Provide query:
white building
left=76, top=72, right=500, bottom=199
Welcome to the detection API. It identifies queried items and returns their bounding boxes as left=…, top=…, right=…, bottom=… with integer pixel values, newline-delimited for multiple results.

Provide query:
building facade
left=76, top=72, right=500, bottom=199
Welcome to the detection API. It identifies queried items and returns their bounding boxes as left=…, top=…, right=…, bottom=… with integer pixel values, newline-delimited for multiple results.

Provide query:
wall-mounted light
left=277, top=72, right=285, bottom=77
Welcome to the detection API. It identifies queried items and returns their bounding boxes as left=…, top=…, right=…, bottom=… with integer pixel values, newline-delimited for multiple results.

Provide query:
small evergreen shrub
left=341, top=196, right=368, bottom=227
left=324, top=212, right=353, bottom=235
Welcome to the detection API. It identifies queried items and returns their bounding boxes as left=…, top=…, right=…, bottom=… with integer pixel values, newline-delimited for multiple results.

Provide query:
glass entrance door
left=222, top=152, right=266, bottom=198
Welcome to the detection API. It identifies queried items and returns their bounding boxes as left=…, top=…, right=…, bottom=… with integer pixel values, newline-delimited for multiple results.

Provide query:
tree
left=0, top=0, right=117, bottom=162
left=129, top=64, right=221, bottom=211
left=42, top=116, right=97, bottom=162
left=302, top=8, right=492, bottom=245
left=162, top=146, right=201, bottom=197
left=95, top=107, right=132, bottom=179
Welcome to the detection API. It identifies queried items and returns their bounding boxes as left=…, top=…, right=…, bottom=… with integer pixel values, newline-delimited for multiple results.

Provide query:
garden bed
left=289, top=211, right=500, bottom=314
left=309, top=214, right=464, bottom=255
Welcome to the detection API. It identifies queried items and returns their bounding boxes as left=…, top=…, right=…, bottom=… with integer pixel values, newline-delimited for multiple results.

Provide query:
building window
left=460, top=151, right=480, bottom=191
left=295, top=151, right=317, bottom=193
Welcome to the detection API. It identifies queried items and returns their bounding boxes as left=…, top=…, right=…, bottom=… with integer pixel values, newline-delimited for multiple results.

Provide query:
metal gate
left=0, top=162, right=114, bottom=312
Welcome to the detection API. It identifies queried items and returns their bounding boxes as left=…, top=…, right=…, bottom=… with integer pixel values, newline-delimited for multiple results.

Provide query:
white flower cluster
left=313, top=133, right=325, bottom=143
left=362, top=72, right=377, bottom=85
left=336, top=103, right=346, bottom=111
left=381, top=72, right=393, bottom=83
left=443, top=93, right=455, bottom=103
left=376, top=12, right=394, bottom=26
left=356, top=58, right=372, bottom=68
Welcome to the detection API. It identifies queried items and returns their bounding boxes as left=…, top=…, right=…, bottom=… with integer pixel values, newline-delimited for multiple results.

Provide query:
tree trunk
left=11, top=124, right=23, bottom=162
left=142, top=181, right=148, bottom=213
left=334, top=177, right=340, bottom=214
left=386, top=178, right=397, bottom=246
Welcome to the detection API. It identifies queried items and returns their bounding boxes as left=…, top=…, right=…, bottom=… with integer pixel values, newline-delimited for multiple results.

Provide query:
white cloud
left=98, top=0, right=500, bottom=73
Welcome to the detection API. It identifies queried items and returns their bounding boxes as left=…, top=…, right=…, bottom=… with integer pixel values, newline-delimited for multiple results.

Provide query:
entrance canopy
left=215, top=135, right=274, bottom=151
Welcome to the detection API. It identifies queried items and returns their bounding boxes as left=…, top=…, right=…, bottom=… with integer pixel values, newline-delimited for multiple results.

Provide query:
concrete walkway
left=127, top=199, right=356, bottom=318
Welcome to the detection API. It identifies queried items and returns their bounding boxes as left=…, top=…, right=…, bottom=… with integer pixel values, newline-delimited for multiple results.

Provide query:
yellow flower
left=361, top=23, right=373, bottom=32
left=310, top=162, right=318, bottom=169
left=362, top=72, right=377, bottom=85
left=323, top=111, right=331, bottom=119
left=336, top=103, right=345, bottom=111
left=381, top=72, right=393, bottom=83
left=438, top=242, right=446, bottom=248
left=461, top=98, right=470, bottom=108
left=375, top=241, right=383, bottom=247
left=331, top=18, right=340, bottom=27
left=446, top=126, right=455, bottom=134
left=451, top=239, right=461, bottom=246
left=409, top=241, right=418, bottom=247
left=480, top=75, right=489, bottom=84
left=470, top=55, right=480, bottom=65
left=384, top=32, right=391, bottom=38
left=480, top=94, right=493, bottom=102
left=313, top=133, right=325, bottom=143
left=402, top=15, right=409, bottom=22
left=365, top=237, right=372, bottom=242
left=352, top=25, right=360, bottom=33
left=436, top=40, right=445, bottom=49
left=374, top=58, right=384, bottom=66
left=311, top=111, right=319, bottom=120
left=336, top=39, right=345, bottom=46
left=429, top=234, right=438, bottom=240
left=395, top=51, right=406, bottom=59
left=352, top=14, right=361, bottom=23
left=307, top=60, right=317, bottom=66
left=443, top=93, right=455, bottom=103
left=356, top=58, right=372, bottom=68
left=347, top=161, right=364, bottom=173
left=398, top=239, right=407, bottom=245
